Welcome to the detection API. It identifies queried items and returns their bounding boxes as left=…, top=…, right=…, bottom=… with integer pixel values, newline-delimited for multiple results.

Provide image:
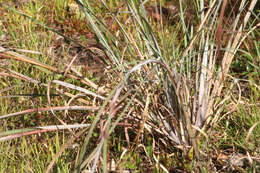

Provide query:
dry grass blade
left=64, top=73, right=99, bottom=89
left=216, top=0, right=228, bottom=66
left=0, top=47, right=58, bottom=72
left=0, top=106, right=99, bottom=120
left=47, top=81, right=75, bottom=136
left=245, top=121, right=260, bottom=146
left=181, top=0, right=217, bottom=59
left=75, top=58, right=161, bottom=171
left=64, top=54, right=78, bottom=77
left=52, top=80, right=105, bottom=100
left=204, top=0, right=258, bottom=122
left=153, top=153, right=169, bottom=173
left=75, top=87, right=115, bottom=171
left=131, top=92, right=150, bottom=148
left=0, top=124, right=90, bottom=142
left=11, top=48, right=42, bottom=55
left=0, top=68, right=40, bottom=84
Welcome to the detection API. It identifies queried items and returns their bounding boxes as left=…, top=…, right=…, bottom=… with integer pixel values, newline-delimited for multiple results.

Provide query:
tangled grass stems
left=0, top=0, right=259, bottom=172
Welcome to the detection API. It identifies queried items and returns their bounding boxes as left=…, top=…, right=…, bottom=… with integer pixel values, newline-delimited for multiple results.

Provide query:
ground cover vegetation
left=0, top=0, right=259, bottom=172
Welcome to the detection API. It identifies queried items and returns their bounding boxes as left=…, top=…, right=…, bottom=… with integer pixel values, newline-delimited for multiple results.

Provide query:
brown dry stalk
left=245, top=121, right=260, bottom=146
left=205, top=0, right=258, bottom=124
left=131, top=92, right=150, bottom=149
left=181, top=0, right=217, bottom=59
left=216, top=0, right=228, bottom=67
left=0, top=72, right=27, bottom=81
left=0, top=51, right=58, bottom=72
left=0, top=47, right=99, bottom=89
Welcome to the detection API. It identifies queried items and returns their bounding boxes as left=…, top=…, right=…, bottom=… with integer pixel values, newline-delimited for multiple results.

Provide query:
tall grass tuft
left=70, top=0, right=258, bottom=171
left=1, top=0, right=258, bottom=172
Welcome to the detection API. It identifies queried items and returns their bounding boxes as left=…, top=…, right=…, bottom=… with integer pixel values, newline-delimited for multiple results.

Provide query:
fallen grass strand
left=0, top=47, right=58, bottom=72
left=52, top=80, right=105, bottom=100
left=0, top=124, right=90, bottom=142
left=0, top=106, right=99, bottom=120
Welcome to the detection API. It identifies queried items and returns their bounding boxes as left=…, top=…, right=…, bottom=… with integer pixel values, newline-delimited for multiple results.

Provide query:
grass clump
left=0, top=0, right=259, bottom=172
